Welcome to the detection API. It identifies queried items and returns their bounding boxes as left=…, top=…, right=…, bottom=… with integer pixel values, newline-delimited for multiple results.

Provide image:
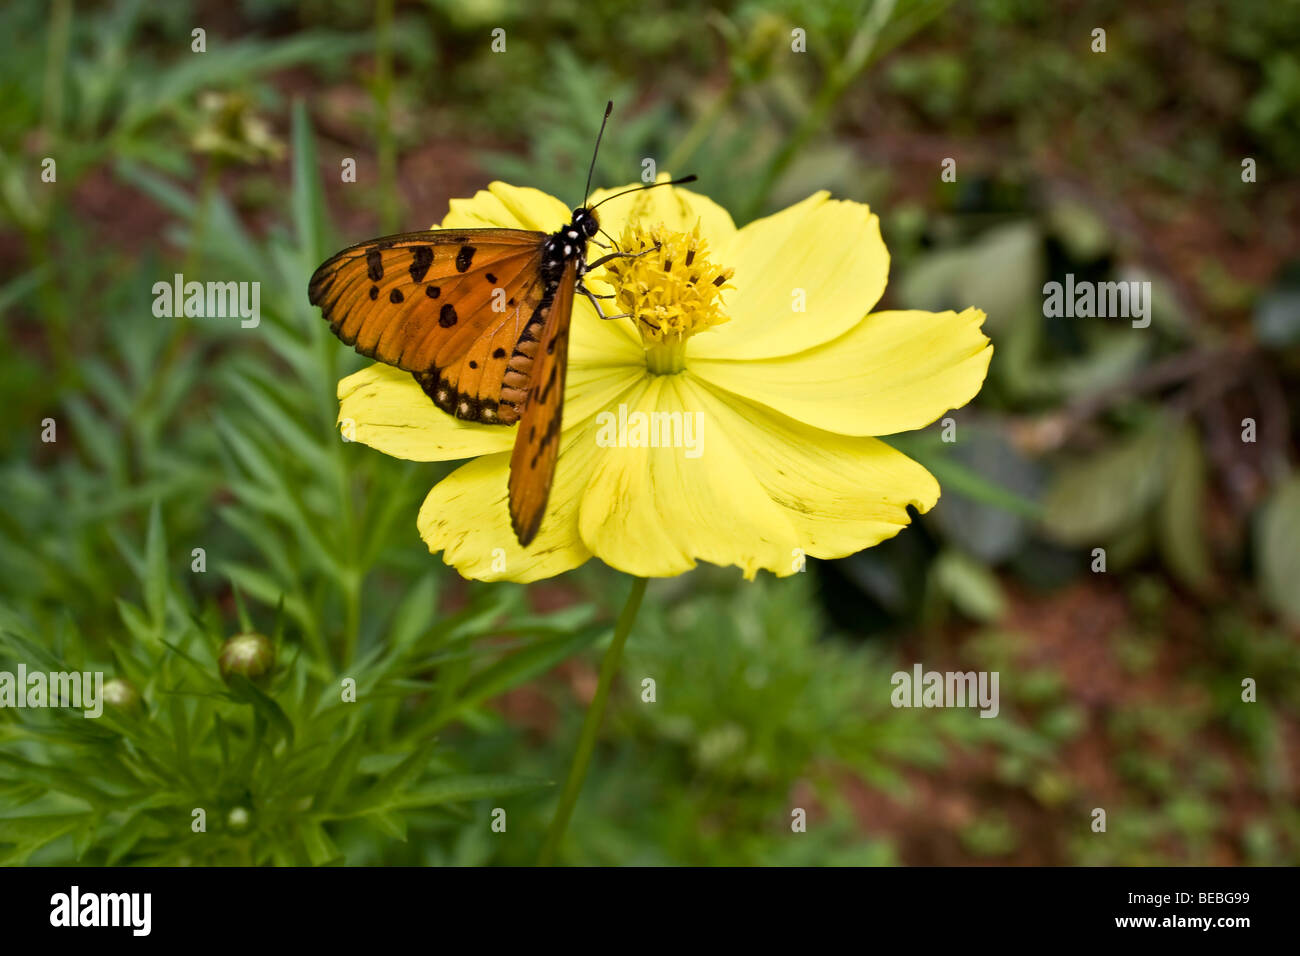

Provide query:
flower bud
left=218, top=633, right=275, bottom=687
left=226, top=806, right=251, bottom=831
left=102, top=678, right=141, bottom=711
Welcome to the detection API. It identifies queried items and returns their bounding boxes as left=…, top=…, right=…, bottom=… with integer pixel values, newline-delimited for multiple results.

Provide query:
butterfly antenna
left=590, top=175, right=698, bottom=211
left=581, top=101, right=614, bottom=209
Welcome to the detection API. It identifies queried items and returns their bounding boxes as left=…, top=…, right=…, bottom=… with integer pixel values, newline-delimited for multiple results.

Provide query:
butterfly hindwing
left=309, top=228, right=548, bottom=424
left=508, top=260, right=578, bottom=546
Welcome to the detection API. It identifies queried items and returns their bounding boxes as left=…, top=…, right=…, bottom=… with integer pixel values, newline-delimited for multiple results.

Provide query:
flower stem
left=538, top=576, right=647, bottom=866
left=741, top=0, right=898, bottom=221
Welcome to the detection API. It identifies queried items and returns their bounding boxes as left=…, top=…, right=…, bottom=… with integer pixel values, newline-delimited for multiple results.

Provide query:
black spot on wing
left=409, top=246, right=433, bottom=283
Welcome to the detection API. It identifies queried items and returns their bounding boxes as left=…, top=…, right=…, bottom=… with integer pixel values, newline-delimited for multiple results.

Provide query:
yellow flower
left=337, top=180, right=992, bottom=582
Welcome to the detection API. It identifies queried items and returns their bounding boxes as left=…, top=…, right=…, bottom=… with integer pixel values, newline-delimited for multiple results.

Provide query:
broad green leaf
left=956, top=221, right=1044, bottom=334
left=1041, top=419, right=1172, bottom=544
left=1256, top=473, right=1300, bottom=626
left=933, top=549, right=1006, bottom=622
left=1158, top=424, right=1214, bottom=592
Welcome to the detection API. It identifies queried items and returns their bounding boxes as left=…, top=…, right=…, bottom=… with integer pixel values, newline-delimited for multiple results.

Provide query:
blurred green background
left=1, top=0, right=1298, bottom=865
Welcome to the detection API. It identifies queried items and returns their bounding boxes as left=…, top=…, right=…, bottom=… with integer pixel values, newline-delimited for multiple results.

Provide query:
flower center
left=599, top=222, right=735, bottom=375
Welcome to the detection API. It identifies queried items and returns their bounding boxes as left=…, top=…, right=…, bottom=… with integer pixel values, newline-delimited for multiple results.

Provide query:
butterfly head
left=571, top=207, right=600, bottom=239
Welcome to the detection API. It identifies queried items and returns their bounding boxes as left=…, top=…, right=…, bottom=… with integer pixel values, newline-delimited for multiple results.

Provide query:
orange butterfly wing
left=508, top=259, right=578, bottom=546
left=308, top=228, right=548, bottom=424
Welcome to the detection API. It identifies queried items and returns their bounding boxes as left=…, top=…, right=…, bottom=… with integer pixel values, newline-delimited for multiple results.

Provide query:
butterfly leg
left=586, top=244, right=659, bottom=271
left=578, top=283, right=629, bottom=321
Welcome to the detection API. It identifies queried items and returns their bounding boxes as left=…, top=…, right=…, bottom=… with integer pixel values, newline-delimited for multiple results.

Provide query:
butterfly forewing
left=508, top=259, right=578, bottom=547
left=309, top=228, right=548, bottom=424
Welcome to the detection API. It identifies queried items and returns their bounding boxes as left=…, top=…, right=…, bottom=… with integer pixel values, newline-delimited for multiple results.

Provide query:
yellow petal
left=338, top=365, right=514, bottom=461
left=417, top=421, right=601, bottom=582
left=690, top=193, right=889, bottom=361
left=578, top=374, right=799, bottom=578
left=691, top=308, right=992, bottom=437
left=439, top=181, right=571, bottom=232
left=687, top=376, right=940, bottom=559
left=567, top=293, right=644, bottom=367
left=584, top=178, right=737, bottom=250
left=338, top=343, right=646, bottom=462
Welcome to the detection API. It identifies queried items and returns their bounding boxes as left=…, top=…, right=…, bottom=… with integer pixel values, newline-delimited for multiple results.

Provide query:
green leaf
left=115, top=598, right=153, bottom=644
left=1040, top=419, right=1172, bottom=545
left=1256, top=473, right=1300, bottom=626
left=316, top=732, right=365, bottom=812
left=0, top=813, right=93, bottom=865
left=106, top=811, right=156, bottom=866
left=1157, top=424, right=1214, bottom=592
left=1046, top=198, right=1112, bottom=261
left=366, top=811, right=408, bottom=842
left=160, top=639, right=224, bottom=692
left=226, top=675, right=295, bottom=745
left=144, top=500, right=167, bottom=635
left=929, top=427, right=1042, bottom=560
left=933, top=549, right=1006, bottom=623
left=378, top=774, right=552, bottom=811
left=0, top=628, right=64, bottom=672
left=1253, top=266, right=1300, bottom=348
left=168, top=694, right=192, bottom=779
left=230, top=581, right=254, bottom=634
left=908, top=446, right=1042, bottom=519
left=384, top=574, right=440, bottom=654
left=342, top=739, right=438, bottom=815
left=298, top=820, right=343, bottom=866
left=291, top=99, right=328, bottom=268
left=956, top=221, right=1044, bottom=334
left=899, top=222, right=1042, bottom=336
left=428, top=624, right=610, bottom=730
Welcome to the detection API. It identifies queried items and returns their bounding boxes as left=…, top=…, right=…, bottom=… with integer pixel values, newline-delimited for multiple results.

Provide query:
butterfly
left=308, top=102, right=694, bottom=546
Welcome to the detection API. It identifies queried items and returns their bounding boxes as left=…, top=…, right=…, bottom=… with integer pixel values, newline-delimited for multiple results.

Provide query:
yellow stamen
left=600, top=222, right=734, bottom=375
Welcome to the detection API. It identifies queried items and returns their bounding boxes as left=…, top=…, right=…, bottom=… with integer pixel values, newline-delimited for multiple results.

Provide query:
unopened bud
left=102, top=678, right=141, bottom=711
left=218, top=633, right=275, bottom=687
